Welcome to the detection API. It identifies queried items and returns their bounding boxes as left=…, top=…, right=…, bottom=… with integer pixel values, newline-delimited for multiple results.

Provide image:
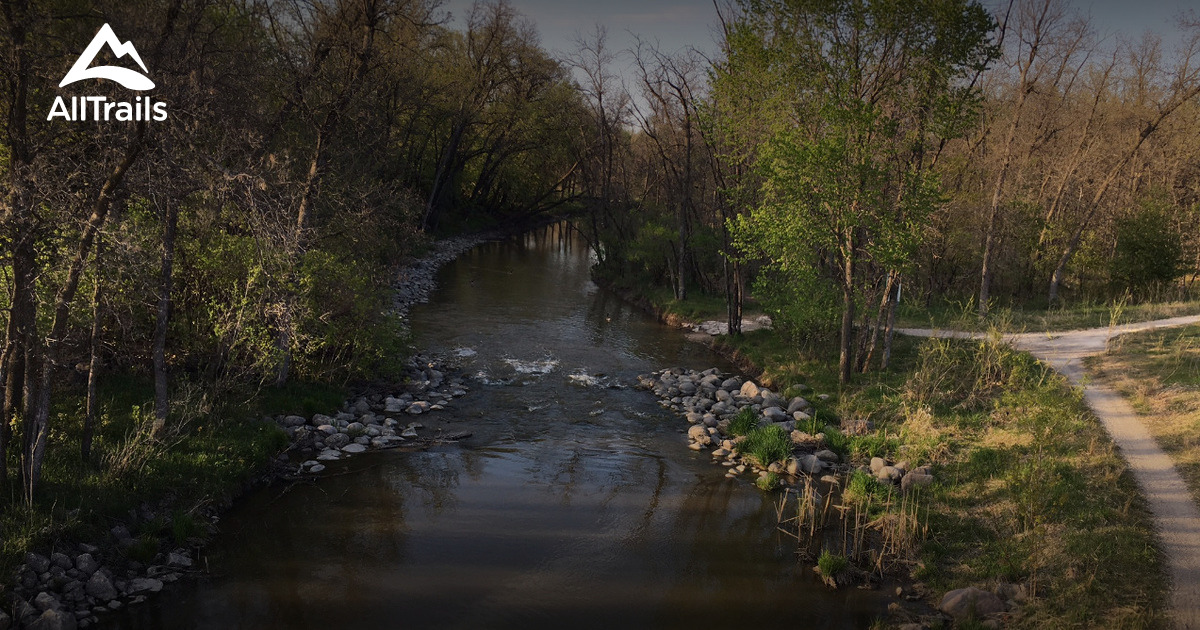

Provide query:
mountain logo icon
left=59, top=23, right=154, bottom=91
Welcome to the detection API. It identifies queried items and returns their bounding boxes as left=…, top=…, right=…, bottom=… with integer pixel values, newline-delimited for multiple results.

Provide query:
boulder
left=786, top=397, right=811, bottom=414
left=51, top=553, right=73, bottom=571
left=876, top=465, right=903, bottom=483
left=74, top=554, right=97, bottom=576
left=739, top=381, right=760, bottom=399
left=324, top=433, right=351, bottom=449
left=84, top=572, right=117, bottom=602
left=869, top=457, right=887, bottom=474
left=315, top=449, right=342, bottom=461
left=938, top=587, right=1006, bottom=621
left=27, top=609, right=75, bottom=630
left=33, top=592, right=61, bottom=612
left=345, top=422, right=365, bottom=434
left=687, top=425, right=708, bottom=441
left=901, top=472, right=934, bottom=493
left=721, top=377, right=741, bottom=391
left=166, top=552, right=192, bottom=568
left=815, top=449, right=838, bottom=462
left=316, top=424, right=338, bottom=436
left=26, top=553, right=51, bottom=574
left=762, top=406, right=788, bottom=422
left=341, top=443, right=367, bottom=454
left=401, top=427, right=419, bottom=438
left=798, top=454, right=824, bottom=474
left=126, top=578, right=163, bottom=595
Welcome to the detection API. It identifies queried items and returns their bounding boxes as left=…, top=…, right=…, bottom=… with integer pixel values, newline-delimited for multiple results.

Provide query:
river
left=114, top=222, right=886, bottom=629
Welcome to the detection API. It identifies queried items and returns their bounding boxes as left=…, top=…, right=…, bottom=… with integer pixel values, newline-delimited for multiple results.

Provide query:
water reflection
left=115, top=223, right=886, bottom=629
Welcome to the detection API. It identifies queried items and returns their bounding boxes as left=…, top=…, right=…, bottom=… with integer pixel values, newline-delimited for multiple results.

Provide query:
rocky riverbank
left=2, top=235, right=493, bottom=630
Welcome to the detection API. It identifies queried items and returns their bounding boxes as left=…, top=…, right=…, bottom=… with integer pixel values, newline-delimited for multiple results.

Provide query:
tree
left=726, top=0, right=997, bottom=384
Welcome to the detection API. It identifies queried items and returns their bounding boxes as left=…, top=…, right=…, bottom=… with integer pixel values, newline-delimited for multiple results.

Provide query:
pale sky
left=439, top=0, right=1195, bottom=65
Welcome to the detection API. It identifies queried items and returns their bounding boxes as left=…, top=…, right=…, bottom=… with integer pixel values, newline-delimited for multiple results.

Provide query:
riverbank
left=0, top=232, right=495, bottom=630
left=615, top=286, right=1168, bottom=628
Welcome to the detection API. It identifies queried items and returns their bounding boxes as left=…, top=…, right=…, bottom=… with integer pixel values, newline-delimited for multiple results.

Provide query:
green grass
left=817, top=548, right=849, bottom=577
left=740, top=424, right=791, bottom=466
left=728, top=407, right=759, bottom=437
left=756, top=471, right=781, bottom=491
left=0, top=372, right=332, bottom=579
left=895, top=295, right=1200, bottom=333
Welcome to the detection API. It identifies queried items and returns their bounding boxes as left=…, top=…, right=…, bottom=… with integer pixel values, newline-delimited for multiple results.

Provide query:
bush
left=741, top=424, right=792, bottom=466
left=817, top=549, right=848, bottom=577
left=728, top=407, right=759, bottom=437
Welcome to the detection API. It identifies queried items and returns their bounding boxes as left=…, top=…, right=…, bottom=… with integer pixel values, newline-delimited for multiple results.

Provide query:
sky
left=439, top=0, right=1197, bottom=64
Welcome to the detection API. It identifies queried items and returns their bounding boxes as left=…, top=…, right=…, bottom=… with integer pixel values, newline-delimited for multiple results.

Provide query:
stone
left=346, top=422, right=365, bottom=434
left=311, top=413, right=335, bottom=427
left=870, top=457, right=887, bottom=474
left=324, top=433, right=351, bottom=449
left=85, top=572, right=117, bottom=602
left=877, top=465, right=903, bottom=483
left=762, top=406, right=788, bottom=422
left=401, top=427, right=418, bottom=438
left=679, top=381, right=697, bottom=395
left=798, top=454, right=824, bottom=474
left=938, top=587, right=1006, bottom=621
left=315, top=449, right=342, bottom=461
left=715, top=389, right=731, bottom=402
left=901, top=472, right=934, bottom=493
left=685, top=412, right=704, bottom=425
left=712, top=448, right=730, bottom=458
left=26, top=552, right=51, bottom=574
left=27, top=609, right=76, bottom=630
left=786, top=397, right=811, bottom=414
left=739, top=381, right=760, bottom=399
left=815, top=449, right=838, bottom=462
left=384, top=397, right=405, bottom=413
left=792, top=411, right=812, bottom=422
left=166, top=552, right=192, bottom=568
left=721, top=377, right=741, bottom=390
left=127, top=578, right=163, bottom=595
left=341, top=443, right=367, bottom=454
left=308, top=463, right=326, bottom=473
left=75, top=552, right=98, bottom=575
left=51, top=553, right=73, bottom=571
left=354, top=398, right=371, bottom=414
left=687, top=425, right=708, bottom=441
left=33, top=592, right=61, bottom=612
left=316, top=424, right=338, bottom=436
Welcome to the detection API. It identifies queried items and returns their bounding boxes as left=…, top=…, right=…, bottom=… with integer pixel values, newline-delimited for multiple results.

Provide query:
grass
left=817, top=548, right=849, bottom=577
left=657, top=292, right=1164, bottom=626
left=728, top=407, right=759, bottom=437
left=1087, top=324, right=1200, bottom=509
left=0, top=372, right=340, bottom=579
left=740, top=424, right=791, bottom=467
left=894, top=294, right=1200, bottom=333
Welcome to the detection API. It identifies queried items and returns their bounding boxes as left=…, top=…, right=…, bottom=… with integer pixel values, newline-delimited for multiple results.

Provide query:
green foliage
left=1110, top=200, right=1184, bottom=296
left=125, top=534, right=160, bottom=565
left=728, top=407, right=759, bottom=437
left=756, top=471, right=781, bottom=491
left=817, top=548, right=849, bottom=577
left=740, top=424, right=792, bottom=466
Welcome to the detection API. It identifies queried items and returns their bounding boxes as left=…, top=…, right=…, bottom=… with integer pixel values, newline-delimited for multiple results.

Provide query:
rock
left=792, top=411, right=812, bottom=422
left=73, top=552, right=96, bottom=578
left=767, top=462, right=784, bottom=474
left=78, top=544, right=98, bottom=554
left=27, top=609, right=76, bottom=630
left=127, top=578, right=163, bottom=595
left=687, top=425, right=708, bottom=441
left=762, top=406, right=788, bottom=422
left=33, top=592, right=61, bottom=612
left=679, top=381, right=697, bottom=395
left=166, top=552, right=192, bottom=568
left=85, top=572, right=117, bottom=602
left=0, top=610, right=9, bottom=630
left=870, top=457, right=887, bottom=474
left=315, top=448, right=342, bottom=461
left=26, top=552, right=51, bottom=574
left=938, top=587, right=1006, bottom=621
left=739, top=381, right=760, bottom=399
left=996, top=582, right=1028, bottom=603
left=341, top=443, right=367, bottom=454
left=712, top=448, right=730, bottom=458
left=316, top=424, right=338, bottom=436
left=786, top=397, right=811, bottom=414
left=324, top=433, right=351, bottom=449
left=308, top=463, right=326, bottom=473
left=901, top=472, right=934, bottom=493
left=310, top=413, right=335, bottom=427
left=685, top=412, right=704, bottom=425
left=401, top=427, right=418, bottom=438
left=346, top=421, right=365, bottom=434
left=877, top=465, right=903, bottom=483
left=798, top=454, right=824, bottom=474
left=51, top=553, right=73, bottom=570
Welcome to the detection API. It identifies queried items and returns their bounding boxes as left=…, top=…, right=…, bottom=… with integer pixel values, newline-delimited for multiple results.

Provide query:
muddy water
left=118, top=223, right=886, bottom=629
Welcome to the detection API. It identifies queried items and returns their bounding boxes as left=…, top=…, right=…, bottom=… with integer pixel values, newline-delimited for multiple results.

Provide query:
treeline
left=0, top=0, right=586, bottom=498
left=575, top=0, right=1200, bottom=382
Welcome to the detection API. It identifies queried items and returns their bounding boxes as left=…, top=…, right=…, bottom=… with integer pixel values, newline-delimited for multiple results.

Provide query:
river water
left=117, top=223, right=886, bottom=629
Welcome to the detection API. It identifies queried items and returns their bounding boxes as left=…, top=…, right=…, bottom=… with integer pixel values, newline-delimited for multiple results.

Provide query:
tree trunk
left=153, top=199, right=179, bottom=435
left=882, top=278, right=900, bottom=370
left=839, top=241, right=855, bottom=386
left=82, top=239, right=104, bottom=461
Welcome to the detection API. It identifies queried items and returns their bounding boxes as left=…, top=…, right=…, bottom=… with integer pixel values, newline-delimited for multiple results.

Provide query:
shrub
left=817, top=549, right=848, bottom=577
left=741, top=424, right=792, bottom=466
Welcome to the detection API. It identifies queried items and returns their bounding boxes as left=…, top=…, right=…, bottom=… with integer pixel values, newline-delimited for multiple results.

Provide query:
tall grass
left=740, top=424, right=791, bottom=466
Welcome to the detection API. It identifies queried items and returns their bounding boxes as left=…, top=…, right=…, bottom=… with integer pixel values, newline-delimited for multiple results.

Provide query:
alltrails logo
left=48, top=23, right=167, bottom=122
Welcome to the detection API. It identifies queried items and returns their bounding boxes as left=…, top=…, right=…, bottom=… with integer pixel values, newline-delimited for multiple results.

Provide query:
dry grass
left=1088, top=324, right=1200, bottom=508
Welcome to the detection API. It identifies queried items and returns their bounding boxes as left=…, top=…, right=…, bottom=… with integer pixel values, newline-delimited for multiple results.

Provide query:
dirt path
left=899, top=314, right=1200, bottom=628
